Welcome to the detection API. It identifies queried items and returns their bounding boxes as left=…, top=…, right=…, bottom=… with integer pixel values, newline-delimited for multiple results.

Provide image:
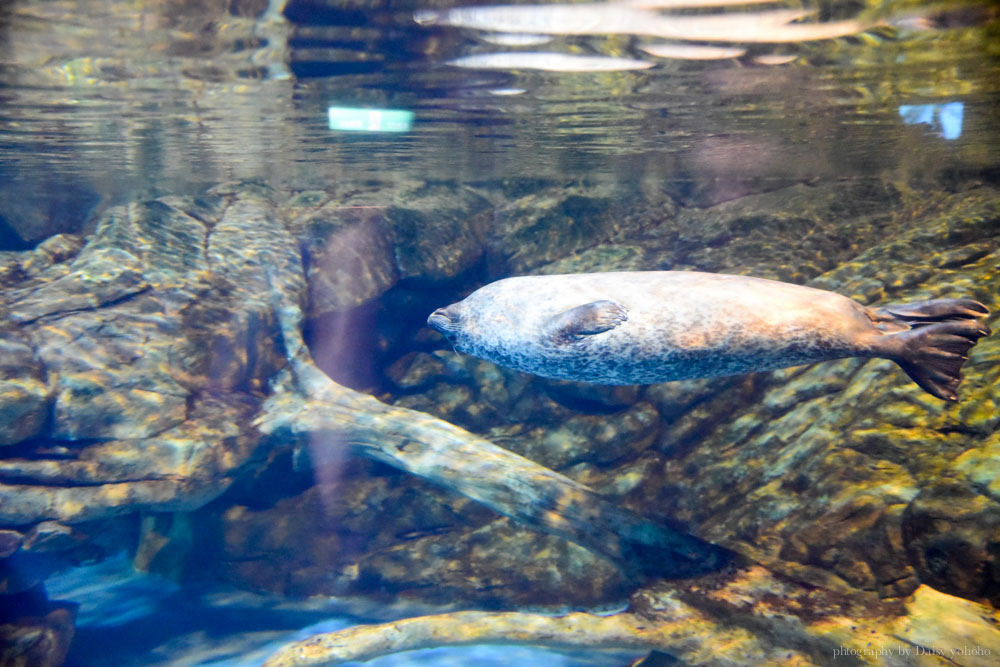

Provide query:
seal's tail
left=874, top=299, right=991, bottom=401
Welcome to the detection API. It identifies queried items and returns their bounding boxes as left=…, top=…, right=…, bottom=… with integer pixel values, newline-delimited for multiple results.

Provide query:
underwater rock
left=219, top=404, right=658, bottom=607
left=285, top=182, right=492, bottom=317
left=291, top=199, right=400, bottom=315
left=0, top=588, right=76, bottom=667
left=385, top=351, right=453, bottom=391
left=0, top=332, right=48, bottom=446
left=391, top=382, right=479, bottom=427
left=485, top=183, right=674, bottom=276
left=619, top=186, right=1000, bottom=604
left=6, top=200, right=210, bottom=440
left=380, top=183, right=493, bottom=284
left=489, top=402, right=660, bottom=471
left=250, top=416, right=642, bottom=606
left=0, top=178, right=99, bottom=249
left=537, top=242, right=659, bottom=275
left=645, top=377, right=739, bottom=422
left=903, top=483, right=1000, bottom=607
left=668, top=180, right=904, bottom=282
left=537, top=379, right=641, bottom=412
left=0, top=186, right=305, bottom=623
left=0, top=531, right=22, bottom=559
left=0, top=397, right=261, bottom=526
left=387, top=351, right=534, bottom=432
left=373, top=182, right=1000, bottom=617
left=0, top=234, right=85, bottom=288
left=528, top=180, right=908, bottom=286
left=353, top=517, right=629, bottom=607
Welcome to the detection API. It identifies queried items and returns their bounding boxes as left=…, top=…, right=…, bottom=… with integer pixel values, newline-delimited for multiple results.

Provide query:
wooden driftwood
left=259, top=604, right=774, bottom=667
left=261, top=610, right=665, bottom=667
left=260, top=564, right=1000, bottom=666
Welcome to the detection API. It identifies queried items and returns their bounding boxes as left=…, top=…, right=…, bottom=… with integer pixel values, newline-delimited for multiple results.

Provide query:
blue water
left=3, top=1, right=1000, bottom=665
left=48, top=555, right=642, bottom=666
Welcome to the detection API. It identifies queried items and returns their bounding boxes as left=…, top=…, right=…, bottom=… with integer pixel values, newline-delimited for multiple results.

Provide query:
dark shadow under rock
left=0, top=586, right=77, bottom=667
left=903, top=482, right=1000, bottom=607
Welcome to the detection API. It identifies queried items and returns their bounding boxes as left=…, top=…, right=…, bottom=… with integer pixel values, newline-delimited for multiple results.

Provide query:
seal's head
left=428, top=299, right=499, bottom=357
left=428, top=304, right=474, bottom=352
left=428, top=305, right=461, bottom=334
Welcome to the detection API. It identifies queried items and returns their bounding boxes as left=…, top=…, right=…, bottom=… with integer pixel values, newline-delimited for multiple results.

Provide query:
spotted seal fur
left=427, top=271, right=991, bottom=401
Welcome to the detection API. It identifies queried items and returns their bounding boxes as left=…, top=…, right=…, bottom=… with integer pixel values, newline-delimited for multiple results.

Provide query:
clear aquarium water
left=1, top=1, right=999, bottom=666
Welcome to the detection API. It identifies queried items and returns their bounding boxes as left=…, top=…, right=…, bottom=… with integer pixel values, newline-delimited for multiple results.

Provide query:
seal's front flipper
left=546, top=300, right=628, bottom=344
left=889, top=319, right=991, bottom=401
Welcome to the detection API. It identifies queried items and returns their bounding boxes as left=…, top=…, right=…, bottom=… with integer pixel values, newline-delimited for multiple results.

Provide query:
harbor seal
left=427, top=271, right=991, bottom=401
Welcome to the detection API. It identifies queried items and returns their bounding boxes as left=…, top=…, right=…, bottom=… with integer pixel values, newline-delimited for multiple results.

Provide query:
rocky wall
left=0, top=176, right=998, bottom=665
left=211, top=178, right=1000, bottom=615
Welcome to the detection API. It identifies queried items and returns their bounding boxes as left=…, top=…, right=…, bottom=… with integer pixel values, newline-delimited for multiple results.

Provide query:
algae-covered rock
left=486, top=183, right=675, bottom=276
left=488, top=402, right=660, bottom=470
left=0, top=185, right=305, bottom=611
left=352, top=517, right=628, bottom=608
left=387, top=350, right=533, bottom=432
left=385, top=351, right=452, bottom=391
left=526, top=180, right=908, bottom=284
left=537, top=378, right=641, bottom=412
left=668, top=180, right=904, bottom=282
left=291, top=201, right=400, bottom=315
left=381, top=183, right=493, bottom=283
left=0, top=178, right=99, bottom=248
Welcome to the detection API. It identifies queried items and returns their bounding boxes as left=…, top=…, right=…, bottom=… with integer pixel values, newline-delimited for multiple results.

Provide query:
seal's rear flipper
left=891, top=318, right=991, bottom=401
left=874, top=298, right=989, bottom=324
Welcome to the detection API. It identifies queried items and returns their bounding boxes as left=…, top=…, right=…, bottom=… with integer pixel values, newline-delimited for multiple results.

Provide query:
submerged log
left=263, top=566, right=1000, bottom=667
left=258, top=370, right=728, bottom=580
left=260, top=610, right=702, bottom=667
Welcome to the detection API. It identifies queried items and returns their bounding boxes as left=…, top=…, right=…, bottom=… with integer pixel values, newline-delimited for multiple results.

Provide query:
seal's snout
left=428, top=307, right=458, bottom=334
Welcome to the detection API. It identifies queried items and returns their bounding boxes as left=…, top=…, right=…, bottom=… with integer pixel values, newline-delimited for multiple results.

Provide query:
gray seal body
left=428, top=271, right=991, bottom=401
